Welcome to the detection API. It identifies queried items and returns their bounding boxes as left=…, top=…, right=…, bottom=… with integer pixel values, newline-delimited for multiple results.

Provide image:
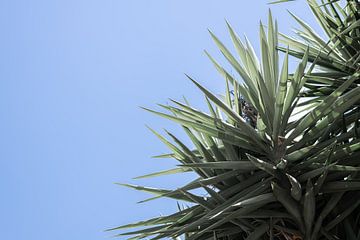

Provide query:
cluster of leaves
left=110, top=0, right=360, bottom=239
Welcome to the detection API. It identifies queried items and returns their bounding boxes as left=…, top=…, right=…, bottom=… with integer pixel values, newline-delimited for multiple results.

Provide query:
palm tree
left=109, top=0, right=360, bottom=239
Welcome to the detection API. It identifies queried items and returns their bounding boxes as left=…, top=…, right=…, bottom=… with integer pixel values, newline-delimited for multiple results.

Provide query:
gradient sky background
left=1, top=1, right=322, bottom=239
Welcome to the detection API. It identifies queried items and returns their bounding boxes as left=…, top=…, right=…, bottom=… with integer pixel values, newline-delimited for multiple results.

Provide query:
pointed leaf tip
left=268, top=0, right=295, bottom=4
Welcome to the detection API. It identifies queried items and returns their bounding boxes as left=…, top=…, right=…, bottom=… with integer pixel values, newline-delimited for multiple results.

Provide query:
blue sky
left=0, top=1, right=320, bottom=239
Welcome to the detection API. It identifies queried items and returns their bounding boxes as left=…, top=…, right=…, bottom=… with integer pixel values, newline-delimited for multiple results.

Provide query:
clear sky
left=1, top=1, right=320, bottom=240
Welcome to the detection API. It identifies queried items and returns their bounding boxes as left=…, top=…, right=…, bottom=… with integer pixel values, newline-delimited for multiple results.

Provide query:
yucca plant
left=110, top=1, right=360, bottom=239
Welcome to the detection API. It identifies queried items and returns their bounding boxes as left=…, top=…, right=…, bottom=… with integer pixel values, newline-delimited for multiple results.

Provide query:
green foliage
left=110, top=1, right=360, bottom=239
